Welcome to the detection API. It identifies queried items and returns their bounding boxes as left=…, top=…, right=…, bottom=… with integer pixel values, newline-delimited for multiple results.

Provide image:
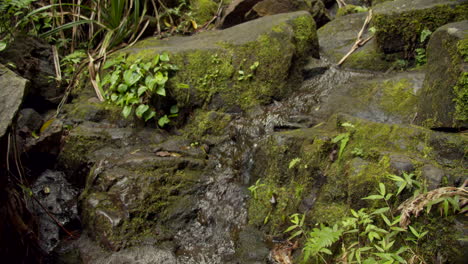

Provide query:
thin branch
left=337, top=10, right=373, bottom=66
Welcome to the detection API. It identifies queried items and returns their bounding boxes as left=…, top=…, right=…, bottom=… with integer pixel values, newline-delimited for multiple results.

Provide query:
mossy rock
left=317, top=12, right=394, bottom=71
left=0, top=64, right=29, bottom=138
left=373, top=0, right=468, bottom=57
left=246, top=113, right=467, bottom=236
left=77, top=135, right=208, bottom=250
left=415, top=21, right=468, bottom=129
left=120, top=11, right=318, bottom=112
left=311, top=70, right=424, bottom=124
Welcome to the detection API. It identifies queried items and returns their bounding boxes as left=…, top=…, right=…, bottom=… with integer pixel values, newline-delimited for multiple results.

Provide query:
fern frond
left=303, top=224, right=343, bottom=261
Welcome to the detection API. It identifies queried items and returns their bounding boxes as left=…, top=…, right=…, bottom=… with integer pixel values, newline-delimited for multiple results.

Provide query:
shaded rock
left=235, top=226, right=269, bottom=263
left=0, top=35, right=59, bottom=108
left=415, top=21, right=468, bottom=129
left=373, top=0, right=468, bottom=57
left=220, top=0, right=330, bottom=29
left=218, top=0, right=263, bottom=29
left=304, top=69, right=423, bottom=124
left=421, top=164, right=445, bottom=190
left=317, top=12, right=394, bottom=71
left=389, top=154, right=415, bottom=174
left=31, top=170, right=79, bottom=253
left=0, top=64, right=29, bottom=138
left=17, top=108, right=43, bottom=134
left=124, top=11, right=318, bottom=112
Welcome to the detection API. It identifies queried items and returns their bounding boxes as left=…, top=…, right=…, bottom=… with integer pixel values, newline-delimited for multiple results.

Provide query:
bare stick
left=337, top=10, right=373, bottom=66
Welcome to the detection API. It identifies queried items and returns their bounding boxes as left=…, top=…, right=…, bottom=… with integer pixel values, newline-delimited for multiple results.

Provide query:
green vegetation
left=98, top=52, right=179, bottom=126
left=284, top=172, right=467, bottom=263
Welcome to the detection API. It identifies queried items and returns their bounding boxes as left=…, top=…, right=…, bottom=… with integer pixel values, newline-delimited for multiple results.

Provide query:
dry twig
left=337, top=10, right=373, bottom=66
left=398, top=180, right=468, bottom=229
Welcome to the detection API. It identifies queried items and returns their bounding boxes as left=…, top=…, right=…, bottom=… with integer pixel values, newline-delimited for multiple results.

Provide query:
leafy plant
left=415, top=28, right=432, bottom=66
left=98, top=52, right=178, bottom=125
left=237, top=61, right=259, bottom=81
left=288, top=158, right=301, bottom=169
left=248, top=179, right=265, bottom=199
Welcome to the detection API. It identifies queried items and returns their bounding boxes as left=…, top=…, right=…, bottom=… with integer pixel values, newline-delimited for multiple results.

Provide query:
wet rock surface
left=9, top=3, right=465, bottom=263
left=31, top=170, right=79, bottom=253
left=0, top=64, right=29, bottom=138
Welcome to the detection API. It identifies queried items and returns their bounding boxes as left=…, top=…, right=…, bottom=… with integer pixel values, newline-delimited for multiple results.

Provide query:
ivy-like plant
left=98, top=52, right=179, bottom=126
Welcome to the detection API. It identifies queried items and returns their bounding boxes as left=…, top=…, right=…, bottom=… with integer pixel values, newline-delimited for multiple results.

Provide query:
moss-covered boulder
left=121, top=11, right=318, bottom=112
left=57, top=121, right=211, bottom=250
left=247, top=114, right=467, bottom=260
left=415, top=21, right=468, bottom=128
left=317, top=12, right=394, bottom=71
left=373, top=0, right=468, bottom=57
left=219, top=0, right=330, bottom=29
left=0, top=64, right=29, bottom=138
left=309, top=70, right=424, bottom=123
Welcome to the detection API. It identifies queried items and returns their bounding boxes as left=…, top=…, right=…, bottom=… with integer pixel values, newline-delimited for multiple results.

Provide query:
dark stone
left=0, top=64, right=29, bottom=138
left=389, top=154, right=415, bottom=174
left=421, top=164, right=445, bottom=190
left=17, top=108, right=43, bottom=134
left=0, top=35, right=60, bottom=109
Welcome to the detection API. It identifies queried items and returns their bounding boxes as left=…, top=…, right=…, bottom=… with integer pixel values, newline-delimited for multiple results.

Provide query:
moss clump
left=453, top=72, right=468, bottom=122
left=373, top=3, right=468, bottom=57
left=343, top=43, right=393, bottom=71
left=191, top=0, right=218, bottom=25
left=336, top=5, right=368, bottom=17
left=291, top=14, right=319, bottom=57
left=81, top=164, right=204, bottom=249
left=379, top=78, right=417, bottom=116
left=184, top=109, right=232, bottom=139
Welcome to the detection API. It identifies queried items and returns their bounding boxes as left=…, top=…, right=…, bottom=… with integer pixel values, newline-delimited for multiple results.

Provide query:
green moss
left=336, top=5, right=368, bottom=17
left=343, top=45, right=392, bottom=71
left=379, top=78, right=417, bottom=116
left=453, top=72, right=468, bottom=122
left=308, top=203, right=349, bottom=225
left=373, top=3, right=468, bottom=56
left=184, top=109, right=232, bottom=139
left=191, top=0, right=218, bottom=25
left=291, top=14, right=318, bottom=56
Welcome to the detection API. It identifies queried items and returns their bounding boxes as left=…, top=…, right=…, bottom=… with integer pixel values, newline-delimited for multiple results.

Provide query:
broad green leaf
left=152, top=54, right=160, bottom=66
left=170, top=105, right=179, bottom=114
left=320, top=248, right=332, bottom=255
left=390, top=227, right=406, bottom=232
left=158, top=115, right=170, bottom=127
left=103, top=59, right=117, bottom=69
left=123, top=69, right=141, bottom=86
left=160, top=52, right=170, bottom=62
left=118, top=84, right=128, bottom=93
left=396, top=182, right=406, bottom=195
left=156, top=86, right=166, bottom=96
left=0, top=42, right=7, bottom=51
left=135, top=104, right=149, bottom=118
left=111, top=93, right=119, bottom=101
left=154, top=71, right=168, bottom=85
left=138, top=86, right=148, bottom=96
left=143, top=110, right=156, bottom=121
left=122, top=105, right=132, bottom=118
left=145, top=75, right=157, bottom=90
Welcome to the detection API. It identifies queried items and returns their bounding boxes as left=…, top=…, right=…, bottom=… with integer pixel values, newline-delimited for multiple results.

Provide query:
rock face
left=0, top=35, right=58, bottom=108
left=123, top=11, right=318, bottom=112
left=317, top=12, right=393, bottom=71
left=373, top=0, right=468, bottom=56
left=0, top=64, right=29, bottom=138
left=415, top=21, right=468, bottom=128
left=219, top=0, right=330, bottom=29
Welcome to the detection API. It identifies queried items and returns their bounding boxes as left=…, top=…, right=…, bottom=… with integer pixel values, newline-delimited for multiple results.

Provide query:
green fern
left=0, top=0, right=36, bottom=12
left=303, top=224, right=343, bottom=262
